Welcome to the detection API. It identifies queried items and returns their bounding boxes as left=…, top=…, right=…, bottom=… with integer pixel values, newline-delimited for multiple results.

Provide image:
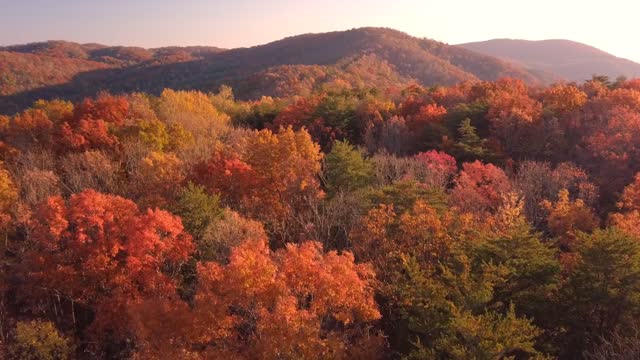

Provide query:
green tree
left=472, top=221, right=561, bottom=334
left=558, top=228, right=640, bottom=358
left=454, top=118, right=488, bottom=161
left=366, top=180, right=448, bottom=215
left=416, top=305, right=546, bottom=360
left=324, top=140, right=374, bottom=194
left=172, top=182, right=223, bottom=240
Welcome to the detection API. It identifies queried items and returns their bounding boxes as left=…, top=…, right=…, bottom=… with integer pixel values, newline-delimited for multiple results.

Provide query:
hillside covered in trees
left=0, top=28, right=557, bottom=115
left=0, top=73, right=640, bottom=359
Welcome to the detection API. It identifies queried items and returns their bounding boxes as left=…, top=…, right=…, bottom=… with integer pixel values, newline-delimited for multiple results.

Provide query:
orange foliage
left=194, top=127, right=323, bottom=236
left=132, top=238, right=381, bottom=359
left=541, top=83, right=588, bottom=115
left=541, top=189, right=599, bottom=250
left=617, top=173, right=640, bottom=212
left=406, top=103, right=447, bottom=132
left=474, top=78, right=542, bottom=123
left=73, top=93, right=130, bottom=126
left=350, top=201, right=459, bottom=281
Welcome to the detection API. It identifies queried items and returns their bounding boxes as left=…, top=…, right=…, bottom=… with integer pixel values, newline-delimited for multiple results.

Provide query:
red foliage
left=450, top=160, right=512, bottom=215
left=73, top=93, right=130, bottom=126
left=271, top=95, right=341, bottom=149
left=23, top=190, right=193, bottom=337
left=415, top=150, right=457, bottom=187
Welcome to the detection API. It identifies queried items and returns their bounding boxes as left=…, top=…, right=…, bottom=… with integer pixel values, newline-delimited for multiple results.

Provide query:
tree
left=199, top=208, right=267, bottom=263
left=8, top=320, right=72, bottom=360
left=129, top=151, right=186, bottom=208
left=132, top=238, right=382, bottom=359
left=453, top=118, right=489, bottom=161
left=514, top=161, right=598, bottom=228
left=172, top=182, right=223, bottom=240
left=73, top=93, right=129, bottom=127
left=450, top=161, right=512, bottom=215
left=155, top=89, right=230, bottom=161
left=193, top=127, right=323, bottom=241
left=324, top=140, right=374, bottom=194
left=414, top=150, right=457, bottom=189
left=541, top=83, right=588, bottom=116
left=608, top=173, right=640, bottom=239
left=541, top=189, right=599, bottom=257
left=557, top=229, right=640, bottom=358
left=380, top=237, right=549, bottom=359
left=59, top=150, right=120, bottom=195
left=0, top=163, right=17, bottom=244
left=22, top=190, right=193, bottom=347
left=617, top=172, right=640, bottom=211
left=472, top=218, right=560, bottom=329
left=351, top=200, right=458, bottom=283
left=411, top=306, right=545, bottom=360
left=3, top=109, right=55, bottom=151
left=33, top=99, right=74, bottom=124
left=363, top=115, right=412, bottom=155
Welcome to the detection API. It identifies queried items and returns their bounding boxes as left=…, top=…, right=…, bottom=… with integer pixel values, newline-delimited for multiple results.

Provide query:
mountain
left=458, top=39, right=640, bottom=82
left=0, top=28, right=552, bottom=114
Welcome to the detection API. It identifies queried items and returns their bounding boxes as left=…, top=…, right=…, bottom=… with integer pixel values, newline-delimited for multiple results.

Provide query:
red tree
left=23, top=190, right=193, bottom=339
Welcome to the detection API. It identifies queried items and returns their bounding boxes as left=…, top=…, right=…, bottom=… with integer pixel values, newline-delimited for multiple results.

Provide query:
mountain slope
left=459, top=39, right=640, bottom=82
left=0, top=28, right=551, bottom=114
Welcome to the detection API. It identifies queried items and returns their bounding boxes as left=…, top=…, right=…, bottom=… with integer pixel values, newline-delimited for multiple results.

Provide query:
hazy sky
left=1, top=0, right=639, bottom=62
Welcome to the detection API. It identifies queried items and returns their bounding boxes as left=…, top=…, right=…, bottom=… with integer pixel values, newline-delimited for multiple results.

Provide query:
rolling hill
left=459, top=39, right=640, bottom=82
left=0, top=28, right=553, bottom=114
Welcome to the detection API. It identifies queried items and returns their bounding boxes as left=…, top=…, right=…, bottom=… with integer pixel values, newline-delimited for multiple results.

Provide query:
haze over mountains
left=1, top=27, right=638, bottom=114
left=459, top=39, right=640, bottom=82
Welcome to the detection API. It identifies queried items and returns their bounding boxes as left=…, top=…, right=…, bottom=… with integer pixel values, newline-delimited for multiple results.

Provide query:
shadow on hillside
left=0, top=56, right=237, bottom=115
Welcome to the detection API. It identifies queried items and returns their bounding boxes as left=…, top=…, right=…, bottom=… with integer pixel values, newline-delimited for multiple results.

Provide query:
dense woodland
left=0, top=74, right=640, bottom=359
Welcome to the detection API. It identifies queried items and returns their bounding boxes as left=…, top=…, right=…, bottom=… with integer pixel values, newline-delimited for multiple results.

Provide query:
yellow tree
left=0, top=163, right=17, bottom=246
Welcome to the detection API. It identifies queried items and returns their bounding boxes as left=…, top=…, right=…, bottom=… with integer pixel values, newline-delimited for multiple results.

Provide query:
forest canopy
left=1, top=75, right=640, bottom=359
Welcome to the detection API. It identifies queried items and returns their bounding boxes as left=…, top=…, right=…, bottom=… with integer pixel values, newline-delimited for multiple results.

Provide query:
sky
left=1, top=0, right=639, bottom=62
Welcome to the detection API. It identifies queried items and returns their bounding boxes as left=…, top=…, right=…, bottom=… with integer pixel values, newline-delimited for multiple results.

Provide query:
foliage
left=22, top=190, right=193, bottom=343
left=324, top=140, right=374, bottom=194
left=1, top=68, right=640, bottom=359
left=132, top=238, right=382, bottom=359
left=8, top=320, right=72, bottom=360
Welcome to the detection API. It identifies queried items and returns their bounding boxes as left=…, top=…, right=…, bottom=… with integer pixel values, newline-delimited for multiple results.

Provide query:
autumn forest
left=1, top=26, right=640, bottom=360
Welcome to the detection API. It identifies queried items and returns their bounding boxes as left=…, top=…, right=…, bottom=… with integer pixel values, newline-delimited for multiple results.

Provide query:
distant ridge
left=458, top=38, right=640, bottom=81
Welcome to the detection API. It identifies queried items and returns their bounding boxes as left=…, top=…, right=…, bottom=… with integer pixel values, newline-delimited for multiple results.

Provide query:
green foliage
left=379, top=212, right=558, bottom=358
left=172, top=182, right=223, bottom=240
left=324, top=140, right=374, bottom=194
left=365, top=180, right=449, bottom=214
left=209, top=85, right=252, bottom=123
left=314, top=92, right=359, bottom=139
left=557, top=228, right=640, bottom=356
left=9, top=320, right=72, bottom=360
left=472, top=223, right=561, bottom=329
left=388, top=252, right=548, bottom=359
left=446, top=102, right=490, bottom=137
left=236, top=97, right=287, bottom=129
left=454, top=118, right=489, bottom=161
left=427, top=305, right=547, bottom=360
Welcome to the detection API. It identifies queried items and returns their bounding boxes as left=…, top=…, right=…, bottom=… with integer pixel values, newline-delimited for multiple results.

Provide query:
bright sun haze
left=1, top=0, right=639, bottom=62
